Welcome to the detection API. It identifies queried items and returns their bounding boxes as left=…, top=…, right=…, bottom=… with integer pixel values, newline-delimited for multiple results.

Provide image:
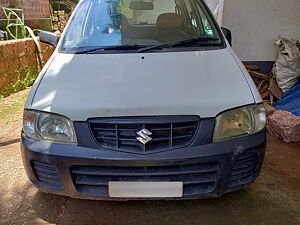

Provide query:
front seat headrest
left=156, top=13, right=183, bottom=28
left=120, top=14, right=129, bottom=28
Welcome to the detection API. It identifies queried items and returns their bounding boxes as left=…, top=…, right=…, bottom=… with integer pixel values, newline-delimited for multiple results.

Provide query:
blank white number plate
left=109, top=182, right=183, bottom=198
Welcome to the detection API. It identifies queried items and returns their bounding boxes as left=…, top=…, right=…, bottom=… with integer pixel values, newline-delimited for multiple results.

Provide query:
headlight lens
left=23, top=110, right=77, bottom=144
left=213, top=104, right=266, bottom=142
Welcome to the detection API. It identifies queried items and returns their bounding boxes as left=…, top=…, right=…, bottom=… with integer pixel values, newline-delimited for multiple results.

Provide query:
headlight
left=213, top=104, right=266, bottom=142
left=23, top=110, right=77, bottom=144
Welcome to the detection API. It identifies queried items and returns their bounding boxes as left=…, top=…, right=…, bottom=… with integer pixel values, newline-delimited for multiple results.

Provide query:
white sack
left=273, top=37, right=300, bottom=93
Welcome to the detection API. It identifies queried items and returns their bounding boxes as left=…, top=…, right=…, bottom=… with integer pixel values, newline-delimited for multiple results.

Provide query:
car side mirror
left=221, top=27, right=232, bottom=46
left=39, top=30, right=60, bottom=48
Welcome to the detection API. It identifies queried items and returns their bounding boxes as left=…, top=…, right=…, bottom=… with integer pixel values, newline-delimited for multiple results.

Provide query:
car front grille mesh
left=89, top=116, right=199, bottom=153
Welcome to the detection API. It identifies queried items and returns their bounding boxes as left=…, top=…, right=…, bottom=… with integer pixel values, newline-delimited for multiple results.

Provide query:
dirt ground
left=0, top=89, right=300, bottom=225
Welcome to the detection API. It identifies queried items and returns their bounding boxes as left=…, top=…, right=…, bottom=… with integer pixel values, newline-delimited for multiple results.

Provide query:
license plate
left=108, top=182, right=183, bottom=198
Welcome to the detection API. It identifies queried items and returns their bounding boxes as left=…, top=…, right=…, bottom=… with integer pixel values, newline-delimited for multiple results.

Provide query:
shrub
left=1, top=7, right=41, bottom=52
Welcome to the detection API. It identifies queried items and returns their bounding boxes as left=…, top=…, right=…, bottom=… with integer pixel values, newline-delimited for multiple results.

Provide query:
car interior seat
left=153, top=13, right=190, bottom=42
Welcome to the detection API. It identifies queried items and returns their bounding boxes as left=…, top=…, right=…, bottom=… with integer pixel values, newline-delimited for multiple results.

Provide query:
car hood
left=30, top=49, right=256, bottom=121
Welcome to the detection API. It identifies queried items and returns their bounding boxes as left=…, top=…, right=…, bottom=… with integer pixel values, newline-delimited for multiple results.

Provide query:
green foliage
left=0, top=66, right=39, bottom=99
left=1, top=7, right=41, bottom=52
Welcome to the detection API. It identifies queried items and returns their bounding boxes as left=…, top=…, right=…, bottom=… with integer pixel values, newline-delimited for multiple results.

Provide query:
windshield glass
left=60, top=0, right=223, bottom=53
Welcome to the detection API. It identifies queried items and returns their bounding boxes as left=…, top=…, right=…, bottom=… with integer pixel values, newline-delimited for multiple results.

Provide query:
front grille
left=89, top=116, right=199, bottom=153
left=32, top=161, right=63, bottom=190
left=228, top=152, right=260, bottom=188
left=71, top=162, right=219, bottom=197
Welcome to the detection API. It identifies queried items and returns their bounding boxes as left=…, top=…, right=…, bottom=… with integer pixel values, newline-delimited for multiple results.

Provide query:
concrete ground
left=0, top=89, right=300, bottom=225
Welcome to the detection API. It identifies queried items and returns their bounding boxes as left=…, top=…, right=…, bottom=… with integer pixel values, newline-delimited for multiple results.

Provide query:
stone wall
left=0, top=38, right=54, bottom=97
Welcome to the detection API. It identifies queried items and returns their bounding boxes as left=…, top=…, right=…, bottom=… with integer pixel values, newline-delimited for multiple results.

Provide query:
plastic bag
left=272, top=38, right=300, bottom=93
left=274, top=83, right=300, bottom=116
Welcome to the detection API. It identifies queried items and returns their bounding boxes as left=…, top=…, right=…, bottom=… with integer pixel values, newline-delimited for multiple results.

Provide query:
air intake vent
left=229, top=153, right=260, bottom=188
left=71, top=162, right=219, bottom=197
left=89, top=116, right=199, bottom=153
left=32, top=161, right=63, bottom=190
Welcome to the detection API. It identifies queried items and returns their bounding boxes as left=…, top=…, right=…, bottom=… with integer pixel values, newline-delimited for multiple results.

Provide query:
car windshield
left=60, top=0, right=223, bottom=53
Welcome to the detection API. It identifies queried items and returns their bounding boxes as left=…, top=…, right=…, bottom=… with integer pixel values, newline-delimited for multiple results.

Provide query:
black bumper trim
left=21, top=130, right=266, bottom=200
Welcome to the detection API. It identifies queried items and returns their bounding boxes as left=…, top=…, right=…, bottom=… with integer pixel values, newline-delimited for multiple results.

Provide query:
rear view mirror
left=39, top=30, right=59, bottom=48
left=129, top=1, right=154, bottom=10
left=221, top=27, right=232, bottom=46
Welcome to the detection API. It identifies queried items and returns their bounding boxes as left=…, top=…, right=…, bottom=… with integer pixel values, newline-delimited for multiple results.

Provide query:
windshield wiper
left=75, top=45, right=145, bottom=54
left=138, top=37, right=219, bottom=53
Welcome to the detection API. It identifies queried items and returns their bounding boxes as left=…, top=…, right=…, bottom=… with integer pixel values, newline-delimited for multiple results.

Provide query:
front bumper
left=21, top=130, right=266, bottom=200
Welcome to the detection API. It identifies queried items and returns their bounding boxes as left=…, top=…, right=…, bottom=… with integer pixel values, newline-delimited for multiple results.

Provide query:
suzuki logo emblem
left=136, top=128, right=152, bottom=145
